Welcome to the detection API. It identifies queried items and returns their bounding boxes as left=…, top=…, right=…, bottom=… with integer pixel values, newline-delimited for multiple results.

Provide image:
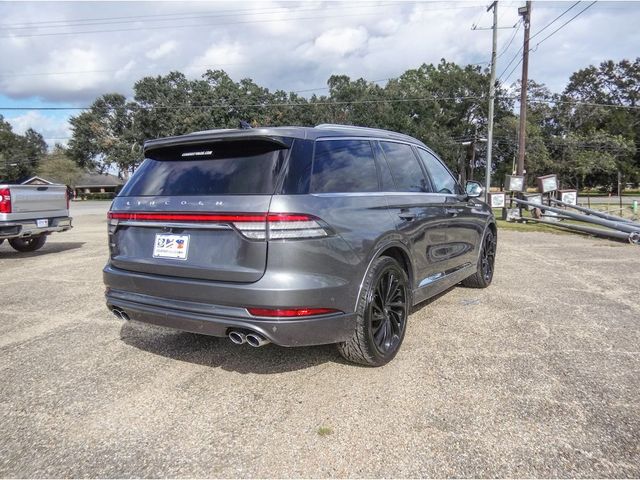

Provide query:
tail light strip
left=108, top=211, right=330, bottom=240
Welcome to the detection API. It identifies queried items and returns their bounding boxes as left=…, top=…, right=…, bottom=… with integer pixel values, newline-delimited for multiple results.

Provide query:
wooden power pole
left=485, top=1, right=498, bottom=201
left=516, top=1, right=531, bottom=176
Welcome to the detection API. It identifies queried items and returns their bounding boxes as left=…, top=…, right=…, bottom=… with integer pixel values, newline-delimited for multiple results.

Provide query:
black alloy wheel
left=369, top=267, right=408, bottom=354
left=337, top=256, right=410, bottom=366
left=480, top=231, right=496, bottom=282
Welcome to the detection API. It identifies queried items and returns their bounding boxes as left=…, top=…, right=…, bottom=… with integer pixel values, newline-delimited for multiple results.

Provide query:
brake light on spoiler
left=107, top=211, right=330, bottom=240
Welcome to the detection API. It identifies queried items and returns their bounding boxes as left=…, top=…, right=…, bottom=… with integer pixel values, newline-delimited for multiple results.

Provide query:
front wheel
left=337, top=256, right=409, bottom=367
left=9, top=235, right=47, bottom=252
left=462, top=228, right=496, bottom=288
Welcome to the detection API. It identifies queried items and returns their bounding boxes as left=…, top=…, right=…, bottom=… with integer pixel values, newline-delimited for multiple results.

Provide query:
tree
left=37, top=145, right=82, bottom=187
left=0, top=115, right=47, bottom=182
left=67, top=93, right=139, bottom=176
left=558, top=58, right=639, bottom=184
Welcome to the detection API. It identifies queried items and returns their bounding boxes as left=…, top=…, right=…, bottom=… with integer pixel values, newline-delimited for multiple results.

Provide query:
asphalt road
left=1, top=202, right=639, bottom=478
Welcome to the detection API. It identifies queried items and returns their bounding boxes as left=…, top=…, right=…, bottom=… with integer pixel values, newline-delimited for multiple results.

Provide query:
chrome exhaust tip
left=228, top=331, right=247, bottom=345
left=112, top=308, right=130, bottom=321
left=245, top=333, right=270, bottom=348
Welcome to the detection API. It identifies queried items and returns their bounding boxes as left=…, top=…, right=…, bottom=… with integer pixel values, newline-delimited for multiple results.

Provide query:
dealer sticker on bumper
left=153, top=234, right=190, bottom=260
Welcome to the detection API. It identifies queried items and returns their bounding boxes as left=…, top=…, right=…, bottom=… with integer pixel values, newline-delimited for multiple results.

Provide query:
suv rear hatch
left=108, top=137, right=291, bottom=283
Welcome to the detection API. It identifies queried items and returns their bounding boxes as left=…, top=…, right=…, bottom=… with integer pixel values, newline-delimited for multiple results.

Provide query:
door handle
left=444, top=208, right=460, bottom=216
left=398, top=210, right=416, bottom=221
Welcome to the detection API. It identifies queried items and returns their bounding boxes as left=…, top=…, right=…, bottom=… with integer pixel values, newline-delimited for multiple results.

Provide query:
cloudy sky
left=1, top=0, right=639, bottom=146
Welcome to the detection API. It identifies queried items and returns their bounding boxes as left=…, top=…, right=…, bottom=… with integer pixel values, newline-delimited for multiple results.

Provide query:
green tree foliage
left=65, top=58, right=639, bottom=189
left=37, top=144, right=82, bottom=186
left=555, top=58, right=639, bottom=187
left=0, top=115, right=47, bottom=182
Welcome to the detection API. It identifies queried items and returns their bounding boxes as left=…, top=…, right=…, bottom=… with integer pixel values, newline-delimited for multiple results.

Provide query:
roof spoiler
left=143, top=134, right=289, bottom=156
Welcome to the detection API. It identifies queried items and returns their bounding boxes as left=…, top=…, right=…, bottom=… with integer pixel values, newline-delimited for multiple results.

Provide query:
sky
left=1, top=0, right=639, bottom=147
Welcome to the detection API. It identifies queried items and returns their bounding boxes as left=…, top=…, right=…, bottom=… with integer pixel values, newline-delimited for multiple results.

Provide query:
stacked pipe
left=510, top=197, right=640, bottom=245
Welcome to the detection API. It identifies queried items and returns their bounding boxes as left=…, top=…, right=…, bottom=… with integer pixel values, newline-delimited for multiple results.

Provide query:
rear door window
left=311, top=139, right=379, bottom=193
left=379, top=141, right=429, bottom=192
left=417, top=148, right=462, bottom=195
left=120, top=140, right=290, bottom=196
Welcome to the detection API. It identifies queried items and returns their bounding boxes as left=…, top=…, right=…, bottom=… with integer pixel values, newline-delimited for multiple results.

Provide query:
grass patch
left=317, top=426, right=334, bottom=437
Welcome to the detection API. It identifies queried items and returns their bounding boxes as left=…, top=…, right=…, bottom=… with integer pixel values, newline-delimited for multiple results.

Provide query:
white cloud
left=146, top=41, right=178, bottom=60
left=186, top=41, right=245, bottom=74
left=311, top=26, right=369, bottom=57
left=6, top=111, right=71, bottom=147
left=0, top=1, right=637, bottom=107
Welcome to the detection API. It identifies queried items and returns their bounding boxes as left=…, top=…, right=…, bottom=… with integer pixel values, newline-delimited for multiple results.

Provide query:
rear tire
left=337, top=256, right=409, bottom=367
left=462, top=228, right=496, bottom=288
left=9, top=235, right=47, bottom=252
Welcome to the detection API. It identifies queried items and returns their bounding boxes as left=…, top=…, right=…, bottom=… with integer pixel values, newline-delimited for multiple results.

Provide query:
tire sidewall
left=361, top=257, right=409, bottom=365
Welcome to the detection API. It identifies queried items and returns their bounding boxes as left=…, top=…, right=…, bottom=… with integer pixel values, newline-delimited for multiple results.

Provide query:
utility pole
left=516, top=0, right=531, bottom=176
left=485, top=1, right=498, bottom=201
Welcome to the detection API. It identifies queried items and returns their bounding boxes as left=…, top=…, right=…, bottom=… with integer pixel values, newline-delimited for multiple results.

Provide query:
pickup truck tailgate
left=1, top=184, right=68, bottom=221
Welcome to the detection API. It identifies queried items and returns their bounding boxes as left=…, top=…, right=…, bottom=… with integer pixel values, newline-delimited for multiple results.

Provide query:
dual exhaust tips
left=111, top=307, right=270, bottom=348
left=229, top=330, right=270, bottom=348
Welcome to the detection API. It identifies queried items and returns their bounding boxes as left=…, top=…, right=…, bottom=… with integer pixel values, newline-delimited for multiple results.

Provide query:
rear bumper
left=0, top=216, right=72, bottom=240
left=105, top=287, right=357, bottom=347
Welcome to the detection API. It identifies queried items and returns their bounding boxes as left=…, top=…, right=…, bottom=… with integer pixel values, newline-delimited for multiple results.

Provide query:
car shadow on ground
left=119, top=322, right=350, bottom=374
left=0, top=241, right=85, bottom=258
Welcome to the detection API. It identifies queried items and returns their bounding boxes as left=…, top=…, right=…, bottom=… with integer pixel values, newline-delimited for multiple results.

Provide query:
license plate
left=153, top=234, right=190, bottom=260
left=36, top=219, right=48, bottom=228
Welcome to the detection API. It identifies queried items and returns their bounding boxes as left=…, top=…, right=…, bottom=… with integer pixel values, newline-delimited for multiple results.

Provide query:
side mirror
left=465, top=180, right=483, bottom=198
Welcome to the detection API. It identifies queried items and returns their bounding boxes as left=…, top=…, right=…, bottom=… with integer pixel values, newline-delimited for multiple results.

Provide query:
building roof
left=20, top=176, right=57, bottom=185
left=75, top=172, right=123, bottom=187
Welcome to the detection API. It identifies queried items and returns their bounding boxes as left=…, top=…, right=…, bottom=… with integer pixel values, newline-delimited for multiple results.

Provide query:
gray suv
left=104, top=124, right=496, bottom=366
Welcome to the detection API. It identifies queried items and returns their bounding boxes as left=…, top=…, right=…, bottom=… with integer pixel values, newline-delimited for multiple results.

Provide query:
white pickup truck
left=0, top=184, right=73, bottom=252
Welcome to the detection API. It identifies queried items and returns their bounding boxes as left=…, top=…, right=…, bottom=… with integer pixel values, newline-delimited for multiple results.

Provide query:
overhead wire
left=498, top=1, right=596, bottom=84
left=0, top=3, right=483, bottom=39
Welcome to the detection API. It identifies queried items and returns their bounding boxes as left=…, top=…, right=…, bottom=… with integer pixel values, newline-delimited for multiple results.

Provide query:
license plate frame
left=153, top=233, right=190, bottom=260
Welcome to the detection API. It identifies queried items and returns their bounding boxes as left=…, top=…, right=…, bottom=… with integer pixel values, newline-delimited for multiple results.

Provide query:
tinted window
left=311, top=139, right=378, bottom=193
left=120, top=141, right=288, bottom=196
left=417, top=149, right=460, bottom=195
left=379, top=141, right=429, bottom=192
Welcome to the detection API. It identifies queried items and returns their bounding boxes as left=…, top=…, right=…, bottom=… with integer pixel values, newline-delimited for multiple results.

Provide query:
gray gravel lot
left=1, top=201, right=639, bottom=478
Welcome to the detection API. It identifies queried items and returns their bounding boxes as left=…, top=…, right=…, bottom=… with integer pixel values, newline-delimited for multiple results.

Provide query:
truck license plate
left=36, top=219, right=48, bottom=228
left=153, top=234, right=190, bottom=260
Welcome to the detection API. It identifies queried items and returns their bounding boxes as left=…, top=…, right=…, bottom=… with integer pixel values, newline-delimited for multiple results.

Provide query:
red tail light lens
left=107, top=211, right=331, bottom=241
left=0, top=188, right=12, bottom=214
left=246, top=307, right=341, bottom=317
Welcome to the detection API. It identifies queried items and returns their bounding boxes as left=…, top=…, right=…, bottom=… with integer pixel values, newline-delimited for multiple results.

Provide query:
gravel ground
left=1, top=202, right=639, bottom=478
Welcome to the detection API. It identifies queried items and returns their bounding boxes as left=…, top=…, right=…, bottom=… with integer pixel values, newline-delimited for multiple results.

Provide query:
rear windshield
left=120, top=139, right=290, bottom=196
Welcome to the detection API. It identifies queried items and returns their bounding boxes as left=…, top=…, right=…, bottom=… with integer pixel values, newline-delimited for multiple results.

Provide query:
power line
left=498, top=1, right=597, bottom=84
left=0, top=4, right=483, bottom=39
left=495, top=18, right=522, bottom=60
left=0, top=1, right=420, bottom=28
left=529, top=1, right=580, bottom=41
left=0, top=2, right=400, bottom=31
left=0, top=95, right=490, bottom=111
left=2, top=96, right=639, bottom=112
left=530, top=1, right=597, bottom=51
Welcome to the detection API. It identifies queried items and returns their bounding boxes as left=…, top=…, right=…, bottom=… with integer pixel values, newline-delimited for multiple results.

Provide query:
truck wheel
left=337, top=256, right=409, bottom=367
left=9, top=235, right=47, bottom=252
